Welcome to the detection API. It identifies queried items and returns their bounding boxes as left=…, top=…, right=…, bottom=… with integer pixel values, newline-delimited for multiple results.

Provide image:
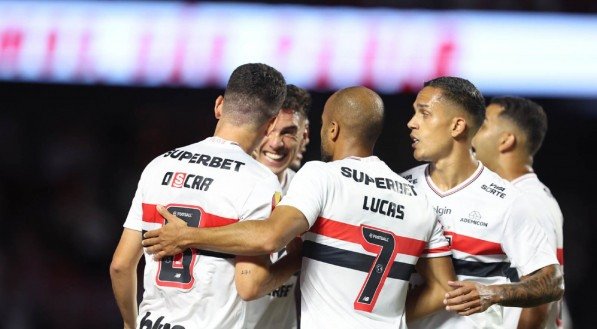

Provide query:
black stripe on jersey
left=505, top=267, right=520, bottom=282
left=303, top=240, right=415, bottom=281
left=452, top=258, right=512, bottom=278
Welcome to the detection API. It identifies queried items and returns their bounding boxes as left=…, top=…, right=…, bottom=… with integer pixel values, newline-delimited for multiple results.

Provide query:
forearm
left=182, top=220, right=283, bottom=256
left=264, top=253, right=302, bottom=294
left=490, top=265, right=564, bottom=307
left=518, top=304, right=549, bottom=329
left=406, top=283, right=447, bottom=322
left=236, top=247, right=302, bottom=301
left=110, top=268, right=138, bottom=328
left=407, top=256, right=456, bottom=322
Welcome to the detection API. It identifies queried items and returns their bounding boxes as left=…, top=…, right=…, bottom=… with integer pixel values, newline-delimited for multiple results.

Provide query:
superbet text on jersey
left=402, top=163, right=559, bottom=329
left=123, top=137, right=281, bottom=329
left=278, top=156, right=450, bottom=329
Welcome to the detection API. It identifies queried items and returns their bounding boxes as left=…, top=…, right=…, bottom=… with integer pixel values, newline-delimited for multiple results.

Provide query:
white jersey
left=503, top=173, right=565, bottom=329
left=245, top=167, right=299, bottom=329
left=278, top=156, right=451, bottom=329
left=280, top=168, right=296, bottom=195
left=124, top=137, right=281, bottom=329
left=402, top=163, right=558, bottom=329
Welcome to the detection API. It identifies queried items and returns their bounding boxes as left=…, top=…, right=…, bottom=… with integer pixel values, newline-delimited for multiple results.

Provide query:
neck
left=428, top=147, right=478, bottom=191
left=494, top=153, right=534, bottom=181
left=332, top=140, right=374, bottom=161
left=277, top=169, right=286, bottom=183
left=213, top=121, right=264, bottom=154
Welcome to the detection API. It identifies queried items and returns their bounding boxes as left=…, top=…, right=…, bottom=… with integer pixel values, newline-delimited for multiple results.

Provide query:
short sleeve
left=501, top=196, right=559, bottom=276
left=123, top=171, right=147, bottom=232
left=421, top=202, right=451, bottom=258
left=240, top=175, right=282, bottom=221
left=278, top=162, right=328, bottom=228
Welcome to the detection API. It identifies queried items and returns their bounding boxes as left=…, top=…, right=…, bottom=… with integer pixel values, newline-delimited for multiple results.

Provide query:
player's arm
left=110, top=228, right=144, bottom=329
left=444, top=263, right=563, bottom=315
left=234, top=237, right=303, bottom=300
left=517, top=304, right=549, bottom=329
left=143, top=205, right=309, bottom=258
left=406, top=256, right=456, bottom=322
left=445, top=199, right=564, bottom=315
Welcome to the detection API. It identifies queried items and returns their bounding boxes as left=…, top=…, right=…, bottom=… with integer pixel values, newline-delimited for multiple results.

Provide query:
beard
left=320, top=144, right=332, bottom=162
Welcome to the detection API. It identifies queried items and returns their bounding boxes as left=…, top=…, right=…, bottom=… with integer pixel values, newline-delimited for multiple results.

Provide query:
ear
left=300, top=123, right=309, bottom=143
left=329, top=121, right=339, bottom=141
left=450, top=117, right=467, bottom=138
left=498, top=132, right=516, bottom=153
left=214, top=95, right=224, bottom=119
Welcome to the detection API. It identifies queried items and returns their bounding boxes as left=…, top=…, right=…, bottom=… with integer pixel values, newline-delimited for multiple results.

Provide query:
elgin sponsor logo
left=162, top=171, right=214, bottom=191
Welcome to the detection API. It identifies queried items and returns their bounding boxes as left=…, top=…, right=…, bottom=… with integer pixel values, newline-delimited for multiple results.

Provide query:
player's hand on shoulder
left=142, top=205, right=189, bottom=260
left=443, top=280, right=497, bottom=316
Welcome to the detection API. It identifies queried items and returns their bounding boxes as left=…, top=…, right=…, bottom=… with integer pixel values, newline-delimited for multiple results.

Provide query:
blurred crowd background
left=1, top=0, right=596, bottom=328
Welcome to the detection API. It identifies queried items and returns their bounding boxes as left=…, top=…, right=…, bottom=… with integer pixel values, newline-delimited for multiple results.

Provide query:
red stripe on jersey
left=310, top=217, right=427, bottom=257
left=444, top=230, right=504, bottom=255
left=423, top=245, right=451, bottom=254
left=557, top=248, right=564, bottom=265
left=141, top=203, right=238, bottom=227
left=142, top=203, right=164, bottom=224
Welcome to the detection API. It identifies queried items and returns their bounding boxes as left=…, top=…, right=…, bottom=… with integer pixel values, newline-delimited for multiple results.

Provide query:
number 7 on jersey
left=354, top=225, right=400, bottom=312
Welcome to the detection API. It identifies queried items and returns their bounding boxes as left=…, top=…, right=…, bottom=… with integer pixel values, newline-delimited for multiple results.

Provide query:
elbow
left=110, top=258, right=131, bottom=279
left=547, top=264, right=565, bottom=302
left=236, top=284, right=262, bottom=301
left=552, top=265, right=565, bottom=302
left=259, top=229, right=285, bottom=255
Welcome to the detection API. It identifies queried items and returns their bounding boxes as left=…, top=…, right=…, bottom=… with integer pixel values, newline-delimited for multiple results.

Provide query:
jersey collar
left=424, top=161, right=484, bottom=198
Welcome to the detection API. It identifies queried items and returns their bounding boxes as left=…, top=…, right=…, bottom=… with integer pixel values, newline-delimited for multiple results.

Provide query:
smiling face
left=472, top=103, right=507, bottom=171
left=407, top=86, right=458, bottom=162
left=254, top=108, right=306, bottom=179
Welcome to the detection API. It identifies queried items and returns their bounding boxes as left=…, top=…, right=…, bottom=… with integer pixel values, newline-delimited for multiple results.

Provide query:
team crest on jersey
left=271, top=191, right=282, bottom=210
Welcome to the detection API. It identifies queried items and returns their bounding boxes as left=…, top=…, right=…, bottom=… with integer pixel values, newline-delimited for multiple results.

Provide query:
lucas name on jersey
left=163, top=148, right=246, bottom=172
left=362, top=195, right=405, bottom=219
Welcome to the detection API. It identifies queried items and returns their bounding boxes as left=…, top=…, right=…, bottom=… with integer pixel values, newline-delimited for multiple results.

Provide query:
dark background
left=1, top=0, right=596, bottom=328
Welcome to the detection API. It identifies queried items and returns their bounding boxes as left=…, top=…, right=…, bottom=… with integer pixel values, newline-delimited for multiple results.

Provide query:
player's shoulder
left=476, top=165, right=524, bottom=203
left=512, top=173, right=553, bottom=197
left=293, top=160, right=338, bottom=181
left=400, top=163, right=427, bottom=183
left=299, top=160, right=329, bottom=171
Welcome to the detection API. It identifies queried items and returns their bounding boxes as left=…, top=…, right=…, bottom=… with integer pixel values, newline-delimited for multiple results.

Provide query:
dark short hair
left=283, top=84, right=311, bottom=120
left=223, top=63, right=287, bottom=126
left=490, top=96, right=548, bottom=156
left=424, top=77, right=485, bottom=133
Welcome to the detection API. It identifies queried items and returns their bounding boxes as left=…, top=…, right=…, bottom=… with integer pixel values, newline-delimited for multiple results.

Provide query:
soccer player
left=254, top=84, right=310, bottom=194
left=109, top=63, right=298, bottom=329
left=472, top=96, right=565, bottom=329
left=402, top=77, right=564, bottom=328
left=143, top=86, right=457, bottom=328
left=247, top=84, right=311, bottom=329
